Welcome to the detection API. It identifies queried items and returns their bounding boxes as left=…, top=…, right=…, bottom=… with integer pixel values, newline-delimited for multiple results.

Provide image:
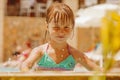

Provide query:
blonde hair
left=46, top=2, right=75, bottom=28
left=44, top=2, right=75, bottom=43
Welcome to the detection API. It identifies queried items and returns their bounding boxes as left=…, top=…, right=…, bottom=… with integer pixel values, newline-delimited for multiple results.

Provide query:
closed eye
left=53, top=27, right=60, bottom=30
left=64, top=27, right=72, bottom=30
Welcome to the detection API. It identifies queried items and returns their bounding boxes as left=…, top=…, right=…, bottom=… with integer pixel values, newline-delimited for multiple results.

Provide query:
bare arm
left=20, top=47, right=42, bottom=72
left=18, top=49, right=32, bottom=62
left=78, top=54, right=101, bottom=71
left=69, top=46, right=101, bottom=71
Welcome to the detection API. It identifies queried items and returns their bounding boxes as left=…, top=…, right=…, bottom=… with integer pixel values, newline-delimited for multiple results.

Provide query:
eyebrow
left=54, top=23, right=70, bottom=27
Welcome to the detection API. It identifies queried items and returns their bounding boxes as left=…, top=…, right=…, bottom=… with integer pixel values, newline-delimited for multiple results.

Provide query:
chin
left=51, top=38, right=67, bottom=43
left=56, top=40, right=67, bottom=43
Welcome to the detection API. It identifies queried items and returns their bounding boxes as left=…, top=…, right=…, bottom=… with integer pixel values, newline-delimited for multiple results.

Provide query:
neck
left=48, top=40, right=68, bottom=49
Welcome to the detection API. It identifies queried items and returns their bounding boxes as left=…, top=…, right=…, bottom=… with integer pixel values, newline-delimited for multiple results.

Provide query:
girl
left=20, top=2, right=101, bottom=71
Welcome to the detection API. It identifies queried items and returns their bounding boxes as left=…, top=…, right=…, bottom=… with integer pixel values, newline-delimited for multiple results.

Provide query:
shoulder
left=68, top=45, right=82, bottom=55
left=68, top=45, right=86, bottom=59
left=31, top=43, right=48, bottom=55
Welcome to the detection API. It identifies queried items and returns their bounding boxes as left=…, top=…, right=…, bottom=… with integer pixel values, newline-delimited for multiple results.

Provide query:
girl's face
left=48, top=20, right=73, bottom=43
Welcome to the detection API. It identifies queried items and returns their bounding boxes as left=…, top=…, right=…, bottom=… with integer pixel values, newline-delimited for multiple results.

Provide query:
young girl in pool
left=20, top=2, right=101, bottom=71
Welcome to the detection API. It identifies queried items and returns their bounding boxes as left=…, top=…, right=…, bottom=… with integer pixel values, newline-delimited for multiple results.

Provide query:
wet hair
left=46, top=2, right=75, bottom=28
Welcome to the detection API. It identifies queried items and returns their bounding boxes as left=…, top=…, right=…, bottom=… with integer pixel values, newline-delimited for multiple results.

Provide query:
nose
left=59, top=29, right=65, bottom=35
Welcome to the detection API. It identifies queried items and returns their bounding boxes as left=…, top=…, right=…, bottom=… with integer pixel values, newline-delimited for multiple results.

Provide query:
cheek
left=48, top=29, right=72, bottom=35
left=48, top=30, right=56, bottom=36
left=49, top=30, right=55, bottom=34
left=66, top=30, right=72, bottom=35
left=67, top=32, right=72, bottom=37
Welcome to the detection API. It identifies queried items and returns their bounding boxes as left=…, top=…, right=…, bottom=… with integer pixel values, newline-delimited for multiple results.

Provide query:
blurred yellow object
left=101, top=17, right=111, bottom=58
left=89, top=75, right=106, bottom=80
left=101, top=10, right=120, bottom=71
left=89, top=10, right=120, bottom=80
left=9, top=77, right=15, bottom=80
left=111, top=11, right=120, bottom=21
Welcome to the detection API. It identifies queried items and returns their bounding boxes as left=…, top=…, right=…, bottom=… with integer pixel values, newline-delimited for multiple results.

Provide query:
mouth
left=57, top=36, right=65, bottom=38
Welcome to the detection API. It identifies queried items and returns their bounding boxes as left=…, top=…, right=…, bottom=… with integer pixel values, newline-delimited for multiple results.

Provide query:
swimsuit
left=35, top=44, right=76, bottom=71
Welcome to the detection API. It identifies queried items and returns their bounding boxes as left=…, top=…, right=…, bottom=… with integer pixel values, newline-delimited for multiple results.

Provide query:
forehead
left=48, top=19, right=72, bottom=27
left=46, top=3, right=75, bottom=28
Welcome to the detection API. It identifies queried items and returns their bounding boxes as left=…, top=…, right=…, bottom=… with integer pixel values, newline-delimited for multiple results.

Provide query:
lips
left=57, top=36, right=65, bottom=38
left=58, top=36, right=64, bottom=38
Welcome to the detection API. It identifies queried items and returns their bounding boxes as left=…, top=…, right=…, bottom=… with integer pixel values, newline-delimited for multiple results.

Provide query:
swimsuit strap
left=67, top=44, right=71, bottom=55
left=45, top=43, right=49, bottom=53
left=46, top=43, right=71, bottom=55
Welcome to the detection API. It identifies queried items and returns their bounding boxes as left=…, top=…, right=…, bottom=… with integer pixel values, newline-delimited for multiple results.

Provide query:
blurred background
left=0, top=0, right=120, bottom=63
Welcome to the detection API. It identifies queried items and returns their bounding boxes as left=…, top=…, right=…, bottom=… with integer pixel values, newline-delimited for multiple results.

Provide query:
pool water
left=0, top=66, right=20, bottom=72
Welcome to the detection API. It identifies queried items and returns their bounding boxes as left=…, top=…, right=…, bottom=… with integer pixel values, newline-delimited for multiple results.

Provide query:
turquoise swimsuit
left=35, top=44, right=76, bottom=71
